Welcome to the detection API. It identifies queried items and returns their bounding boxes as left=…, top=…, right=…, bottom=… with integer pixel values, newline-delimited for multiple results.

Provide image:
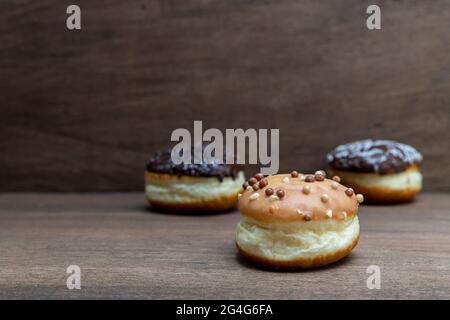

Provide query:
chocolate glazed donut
left=145, top=147, right=245, bottom=213
left=327, top=140, right=423, bottom=203
left=146, top=149, right=242, bottom=181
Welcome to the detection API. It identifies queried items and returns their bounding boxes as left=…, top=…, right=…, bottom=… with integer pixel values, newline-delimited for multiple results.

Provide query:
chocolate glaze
left=327, top=140, right=422, bottom=174
left=146, top=148, right=242, bottom=181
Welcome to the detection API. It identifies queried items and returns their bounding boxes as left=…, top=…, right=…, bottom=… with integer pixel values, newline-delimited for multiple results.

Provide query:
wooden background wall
left=1, top=0, right=449, bottom=192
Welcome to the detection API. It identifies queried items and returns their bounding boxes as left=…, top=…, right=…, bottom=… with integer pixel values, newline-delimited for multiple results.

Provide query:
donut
left=145, top=149, right=245, bottom=212
left=235, top=171, right=362, bottom=269
left=327, top=139, right=423, bottom=203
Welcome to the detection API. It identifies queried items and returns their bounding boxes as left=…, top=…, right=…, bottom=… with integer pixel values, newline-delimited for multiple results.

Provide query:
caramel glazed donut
left=327, top=139, right=423, bottom=203
left=236, top=171, right=363, bottom=269
left=145, top=149, right=245, bottom=212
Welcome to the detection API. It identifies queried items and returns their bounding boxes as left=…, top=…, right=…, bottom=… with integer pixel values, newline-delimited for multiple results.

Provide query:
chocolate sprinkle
left=303, top=211, right=312, bottom=221
left=255, top=173, right=264, bottom=181
left=258, top=179, right=268, bottom=188
left=345, top=188, right=354, bottom=197
left=276, top=189, right=285, bottom=198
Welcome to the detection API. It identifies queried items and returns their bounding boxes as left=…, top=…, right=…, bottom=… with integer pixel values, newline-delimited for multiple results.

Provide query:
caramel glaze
left=238, top=174, right=359, bottom=223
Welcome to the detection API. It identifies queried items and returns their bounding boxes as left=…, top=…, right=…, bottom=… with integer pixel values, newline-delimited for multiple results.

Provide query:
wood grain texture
left=0, top=1, right=449, bottom=192
left=0, top=192, right=449, bottom=299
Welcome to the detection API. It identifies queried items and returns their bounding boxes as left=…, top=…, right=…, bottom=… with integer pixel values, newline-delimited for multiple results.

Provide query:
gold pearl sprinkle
left=249, top=193, right=260, bottom=200
left=321, top=194, right=329, bottom=203
left=299, top=175, right=306, bottom=181
left=326, top=209, right=333, bottom=218
left=314, top=171, right=326, bottom=181
left=302, top=185, right=311, bottom=195
left=297, top=210, right=303, bottom=215
left=238, top=193, right=242, bottom=198
left=269, top=195, right=280, bottom=201
left=246, top=186, right=253, bottom=192
left=331, top=181, right=339, bottom=190
left=332, top=176, right=341, bottom=183
left=269, top=205, right=279, bottom=213
left=342, top=211, right=348, bottom=220
left=356, top=194, right=364, bottom=203
left=282, top=177, right=290, bottom=184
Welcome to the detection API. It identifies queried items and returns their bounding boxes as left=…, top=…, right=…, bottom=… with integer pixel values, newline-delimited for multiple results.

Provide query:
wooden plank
left=0, top=192, right=449, bottom=299
left=0, top=1, right=449, bottom=192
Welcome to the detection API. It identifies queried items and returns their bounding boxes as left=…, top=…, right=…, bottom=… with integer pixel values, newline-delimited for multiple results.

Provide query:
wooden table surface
left=0, top=193, right=449, bottom=299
